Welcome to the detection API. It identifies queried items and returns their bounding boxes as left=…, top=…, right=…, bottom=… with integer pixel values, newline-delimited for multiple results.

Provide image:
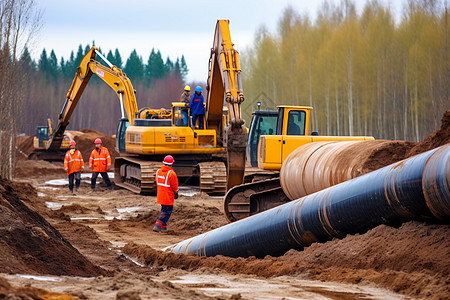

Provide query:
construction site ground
left=1, top=111, right=449, bottom=299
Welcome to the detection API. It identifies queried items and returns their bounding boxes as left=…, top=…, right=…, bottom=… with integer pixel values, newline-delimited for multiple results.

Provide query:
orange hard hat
left=94, top=138, right=102, bottom=144
left=163, top=155, right=174, bottom=165
left=69, top=140, right=76, bottom=146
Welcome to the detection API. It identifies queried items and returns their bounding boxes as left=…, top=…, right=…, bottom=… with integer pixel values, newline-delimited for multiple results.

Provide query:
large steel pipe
left=165, top=145, right=449, bottom=258
left=280, top=140, right=413, bottom=200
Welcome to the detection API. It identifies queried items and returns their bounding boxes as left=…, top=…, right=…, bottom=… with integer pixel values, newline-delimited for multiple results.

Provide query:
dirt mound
left=16, top=135, right=35, bottom=156
left=324, top=140, right=417, bottom=178
left=340, top=110, right=449, bottom=176
left=286, top=221, right=449, bottom=276
left=124, top=221, right=449, bottom=299
left=0, top=178, right=107, bottom=277
left=15, top=159, right=65, bottom=178
left=74, top=128, right=119, bottom=164
left=0, top=276, right=78, bottom=299
left=407, top=110, right=450, bottom=156
left=171, top=203, right=227, bottom=235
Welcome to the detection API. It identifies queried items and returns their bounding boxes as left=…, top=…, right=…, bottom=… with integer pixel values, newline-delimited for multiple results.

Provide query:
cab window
left=286, top=110, right=306, bottom=135
left=173, top=106, right=186, bottom=127
left=252, top=115, right=277, bottom=143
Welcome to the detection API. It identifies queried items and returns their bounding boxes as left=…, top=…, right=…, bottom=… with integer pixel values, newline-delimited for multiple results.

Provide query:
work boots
left=153, top=224, right=167, bottom=233
left=152, top=224, right=161, bottom=232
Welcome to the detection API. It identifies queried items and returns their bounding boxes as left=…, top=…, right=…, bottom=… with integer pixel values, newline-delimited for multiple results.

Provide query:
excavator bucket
left=226, top=126, right=247, bottom=190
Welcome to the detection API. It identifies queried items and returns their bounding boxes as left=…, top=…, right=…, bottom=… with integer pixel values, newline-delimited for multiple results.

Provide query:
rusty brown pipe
left=280, top=140, right=412, bottom=200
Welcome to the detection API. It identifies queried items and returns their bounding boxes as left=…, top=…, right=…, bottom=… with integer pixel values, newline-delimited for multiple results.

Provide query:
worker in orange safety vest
left=64, top=140, right=84, bottom=193
left=153, top=155, right=179, bottom=233
left=89, top=138, right=113, bottom=191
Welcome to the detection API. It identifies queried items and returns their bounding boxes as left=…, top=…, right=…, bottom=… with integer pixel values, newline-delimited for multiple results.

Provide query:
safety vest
left=155, top=165, right=178, bottom=205
left=64, top=149, right=84, bottom=175
left=89, top=147, right=111, bottom=172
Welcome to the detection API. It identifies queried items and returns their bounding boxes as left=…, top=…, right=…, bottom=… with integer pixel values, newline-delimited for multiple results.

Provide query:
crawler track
left=199, top=161, right=227, bottom=195
left=115, top=157, right=228, bottom=195
left=114, top=157, right=160, bottom=194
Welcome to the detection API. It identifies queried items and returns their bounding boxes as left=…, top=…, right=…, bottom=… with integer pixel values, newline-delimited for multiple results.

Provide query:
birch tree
left=0, top=0, right=42, bottom=180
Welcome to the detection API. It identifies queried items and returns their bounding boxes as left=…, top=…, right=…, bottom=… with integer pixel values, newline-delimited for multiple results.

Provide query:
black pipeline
left=165, top=145, right=449, bottom=258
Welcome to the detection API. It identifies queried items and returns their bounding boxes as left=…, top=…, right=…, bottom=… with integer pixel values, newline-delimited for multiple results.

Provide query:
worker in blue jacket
left=189, top=86, right=205, bottom=129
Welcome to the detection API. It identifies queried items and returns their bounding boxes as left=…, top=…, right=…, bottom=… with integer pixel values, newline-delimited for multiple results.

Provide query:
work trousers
left=192, top=114, right=204, bottom=129
left=91, top=172, right=112, bottom=189
left=68, top=171, right=81, bottom=192
left=156, top=205, right=173, bottom=228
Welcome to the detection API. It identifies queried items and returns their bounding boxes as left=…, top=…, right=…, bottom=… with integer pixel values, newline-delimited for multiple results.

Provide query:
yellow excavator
left=224, top=105, right=374, bottom=222
left=29, top=118, right=70, bottom=161
left=37, top=20, right=247, bottom=195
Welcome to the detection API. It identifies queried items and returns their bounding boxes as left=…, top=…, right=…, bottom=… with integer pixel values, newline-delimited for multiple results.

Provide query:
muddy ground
left=1, top=111, right=449, bottom=299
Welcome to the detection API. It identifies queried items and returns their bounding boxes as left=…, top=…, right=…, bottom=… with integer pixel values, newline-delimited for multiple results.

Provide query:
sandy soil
left=1, top=110, right=448, bottom=300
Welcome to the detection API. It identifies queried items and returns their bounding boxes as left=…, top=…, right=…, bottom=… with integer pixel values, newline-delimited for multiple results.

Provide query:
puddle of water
left=38, top=186, right=60, bottom=190
left=104, top=206, right=146, bottom=220
left=45, top=202, right=64, bottom=210
left=44, top=179, right=67, bottom=186
left=18, top=274, right=62, bottom=282
left=44, top=173, right=114, bottom=186
left=109, top=240, right=127, bottom=248
left=116, top=206, right=143, bottom=214
left=167, top=274, right=407, bottom=300
left=81, top=172, right=114, bottom=179
left=122, top=254, right=145, bottom=267
left=179, top=186, right=200, bottom=197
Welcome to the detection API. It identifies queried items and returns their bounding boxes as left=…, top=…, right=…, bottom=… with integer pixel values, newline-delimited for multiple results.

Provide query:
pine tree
left=124, top=49, right=144, bottom=81
left=63, top=51, right=75, bottom=79
left=114, top=49, right=123, bottom=69
left=19, top=47, right=35, bottom=73
left=48, top=50, right=59, bottom=79
left=145, top=48, right=165, bottom=83
left=74, top=45, right=84, bottom=69
left=174, top=58, right=181, bottom=78
left=38, top=49, right=50, bottom=80
left=164, top=57, right=174, bottom=73
left=106, top=50, right=115, bottom=66
left=179, top=55, right=188, bottom=81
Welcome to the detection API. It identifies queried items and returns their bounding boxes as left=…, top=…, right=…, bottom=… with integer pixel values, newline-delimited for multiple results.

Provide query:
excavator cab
left=33, top=118, right=70, bottom=151
left=35, top=126, right=49, bottom=149
left=172, top=102, right=189, bottom=127
left=247, top=110, right=278, bottom=167
left=246, top=106, right=312, bottom=167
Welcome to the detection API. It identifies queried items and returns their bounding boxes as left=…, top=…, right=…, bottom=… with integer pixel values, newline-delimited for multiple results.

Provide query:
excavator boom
left=46, top=47, right=139, bottom=150
left=206, top=20, right=247, bottom=190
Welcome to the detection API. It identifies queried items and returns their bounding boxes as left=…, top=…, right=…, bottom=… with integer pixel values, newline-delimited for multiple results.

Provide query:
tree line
left=241, top=0, right=449, bottom=141
left=18, top=44, right=190, bottom=135
left=36, top=45, right=188, bottom=84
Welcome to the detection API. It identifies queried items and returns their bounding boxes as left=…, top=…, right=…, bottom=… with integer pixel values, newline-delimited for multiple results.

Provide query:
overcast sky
left=33, top=0, right=402, bottom=82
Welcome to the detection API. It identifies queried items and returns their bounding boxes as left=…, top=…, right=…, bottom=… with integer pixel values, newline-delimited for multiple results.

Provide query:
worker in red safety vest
left=64, top=140, right=84, bottom=193
left=89, top=138, right=113, bottom=191
left=153, top=155, right=179, bottom=233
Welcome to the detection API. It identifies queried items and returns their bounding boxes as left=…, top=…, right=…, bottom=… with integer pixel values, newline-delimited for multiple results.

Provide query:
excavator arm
left=206, top=20, right=247, bottom=190
left=46, top=47, right=139, bottom=150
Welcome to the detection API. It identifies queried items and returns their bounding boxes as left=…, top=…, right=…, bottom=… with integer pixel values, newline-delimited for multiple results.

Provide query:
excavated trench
left=1, top=110, right=448, bottom=299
